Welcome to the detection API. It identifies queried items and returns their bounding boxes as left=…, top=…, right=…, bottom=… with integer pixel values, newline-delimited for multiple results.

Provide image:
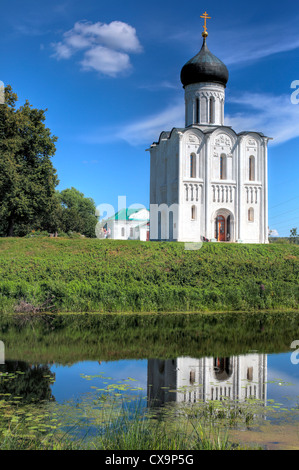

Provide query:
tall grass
left=0, top=396, right=243, bottom=450
left=0, top=238, right=298, bottom=314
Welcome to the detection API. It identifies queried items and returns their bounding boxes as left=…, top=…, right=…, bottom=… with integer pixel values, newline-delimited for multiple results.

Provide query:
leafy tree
left=0, top=86, right=59, bottom=236
left=290, top=227, right=298, bottom=244
left=57, top=187, right=98, bottom=238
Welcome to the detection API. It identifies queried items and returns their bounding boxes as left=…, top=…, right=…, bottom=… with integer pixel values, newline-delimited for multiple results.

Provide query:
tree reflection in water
left=0, top=361, right=55, bottom=403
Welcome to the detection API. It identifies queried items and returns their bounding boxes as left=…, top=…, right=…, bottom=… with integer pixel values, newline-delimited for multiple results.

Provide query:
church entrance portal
left=215, top=213, right=232, bottom=242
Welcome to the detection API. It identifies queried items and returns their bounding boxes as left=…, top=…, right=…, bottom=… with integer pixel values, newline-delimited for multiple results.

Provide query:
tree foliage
left=0, top=86, right=98, bottom=238
left=56, top=187, right=98, bottom=238
left=0, top=86, right=59, bottom=236
left=290, top=228, right=298, bottom=244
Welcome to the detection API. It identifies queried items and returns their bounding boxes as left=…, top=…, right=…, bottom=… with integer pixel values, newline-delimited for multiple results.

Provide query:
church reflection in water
left=147, top=354, right=267, bottom=407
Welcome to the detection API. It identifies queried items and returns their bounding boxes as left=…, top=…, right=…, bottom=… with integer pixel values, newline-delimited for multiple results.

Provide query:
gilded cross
left=200, top=11, right=211, bottom=35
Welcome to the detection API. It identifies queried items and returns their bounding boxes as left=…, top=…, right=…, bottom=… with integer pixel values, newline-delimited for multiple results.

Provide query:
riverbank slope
left=0, top=238, right=298, bottom=313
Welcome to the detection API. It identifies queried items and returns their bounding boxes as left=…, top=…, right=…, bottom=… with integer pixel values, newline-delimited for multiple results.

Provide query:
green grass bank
left=0, top=237, right=298, bottom=314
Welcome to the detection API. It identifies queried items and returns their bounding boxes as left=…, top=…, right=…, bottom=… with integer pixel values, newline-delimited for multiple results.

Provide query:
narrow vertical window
left=191, top=205, right=196, bottom=220
left=220, top=154, right=227, bottom=180
left=209, top=97, right=215, bottom=124
left=190, top=370, right=196, bottom=385
left=248, top=207, right=254, bottom=222
left=198, top=154, right=201, bottom=179
left=249, top=156, right=255, bottom=181
left=220, top=99, right=224, bottom=124
left=158, top=211, right=161, bottom=240
left=169, top=211, right=173, bottom=241
left=185, top=184, right=189, bottom=201
left=190, top=153, right=196, bottom=178
left=202, top=96, right=208, bottom=123
left=121, top=227, right=125, bottom=237
left=196, top=97, right=200, bottom=123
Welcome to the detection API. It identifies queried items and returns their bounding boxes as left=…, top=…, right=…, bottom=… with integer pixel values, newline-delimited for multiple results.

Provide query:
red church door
left=217, top=216, right=226, bottom=242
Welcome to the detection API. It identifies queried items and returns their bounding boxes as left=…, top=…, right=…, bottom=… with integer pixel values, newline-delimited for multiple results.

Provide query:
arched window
left=191, top=205, right=196, bottom=220
left=220, top=154, right=227, bottom=180
left=190, top=153, right=196, bottom=178
left=249, top=156, right=255, bottom=181
left=248, top=207, right=254, bottom=222
left=209, top=97, right=215, bottom=124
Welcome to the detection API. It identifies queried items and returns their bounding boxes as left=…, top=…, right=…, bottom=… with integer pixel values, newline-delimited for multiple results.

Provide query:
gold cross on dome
left=200, top=11, right=211, bottom=35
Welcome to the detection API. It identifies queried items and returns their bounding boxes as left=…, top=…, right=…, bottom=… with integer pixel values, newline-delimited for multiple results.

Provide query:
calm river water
left=1, top=312, right=299, bottom=450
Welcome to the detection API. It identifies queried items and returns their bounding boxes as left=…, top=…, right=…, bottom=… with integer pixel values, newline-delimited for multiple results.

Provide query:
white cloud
left=117, top=101, right=185, bottom=146
left=77, top=99, right=184, bottom=147
left=269, top=229, right=279, bottom=237
left=78, top=88, right=299, bottom=148
left=53, top=41, right=73, bottom=59
left=117, top=90, right=299, bottom=147
left=64, top=32, right=91, bottom=50
left=81, top=46, right=131, bottom=77
left=225, top=92, right=299, bottom=145
left=72, top=20, right=142, bottom=53
left=221, top=30, right=299, bottom=66
left=139, top=81, right=179, bottom=91
left=51, top=20, right=142, bottom=76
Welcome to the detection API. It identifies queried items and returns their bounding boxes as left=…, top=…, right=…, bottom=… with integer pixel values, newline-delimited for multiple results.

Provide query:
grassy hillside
left=0, top=237, right=298, bottom=313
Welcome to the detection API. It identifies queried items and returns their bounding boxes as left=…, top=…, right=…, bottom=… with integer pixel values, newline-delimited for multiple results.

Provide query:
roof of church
left=149, top=126, right=270, bottom=147
left=180, top=36, right=229, bottom=88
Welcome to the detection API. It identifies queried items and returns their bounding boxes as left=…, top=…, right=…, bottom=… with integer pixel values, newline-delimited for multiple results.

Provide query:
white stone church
left=148, top=17, right=270, bottom=243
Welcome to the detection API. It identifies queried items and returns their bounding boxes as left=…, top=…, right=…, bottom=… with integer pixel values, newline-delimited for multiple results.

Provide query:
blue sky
left=1, top=0, right=299, bottom=236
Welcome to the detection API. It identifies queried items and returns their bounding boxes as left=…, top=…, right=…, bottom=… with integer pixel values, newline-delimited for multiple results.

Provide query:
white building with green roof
left=100, top=208, right=149, bottom=241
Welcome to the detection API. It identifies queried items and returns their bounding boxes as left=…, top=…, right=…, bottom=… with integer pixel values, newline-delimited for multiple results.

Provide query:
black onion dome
left=180, top=37, right=229, bottom=87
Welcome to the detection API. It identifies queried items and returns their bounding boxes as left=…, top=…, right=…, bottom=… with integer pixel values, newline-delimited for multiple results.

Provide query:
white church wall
left=243, top=208, right=261, bottom=242
left=180, top=203, right=203, bottom=242
left=149, top=147, right=158, bottom=206
left=178, top=130, right=205, bottom=242
left=239, top=183, right=263, bottom=243
left=111, top=221, right=127, bottom=239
